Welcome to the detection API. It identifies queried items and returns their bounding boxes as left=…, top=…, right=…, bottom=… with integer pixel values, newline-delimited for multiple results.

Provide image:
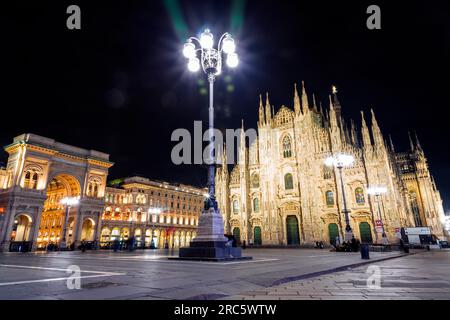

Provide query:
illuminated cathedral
left=215, top=83, right=446, bottom=246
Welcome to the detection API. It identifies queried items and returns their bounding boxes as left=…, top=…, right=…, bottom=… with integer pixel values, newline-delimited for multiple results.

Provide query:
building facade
left=0, top=134, right=205, bottom=251
left=100, top=176, right=204, bottom=249
left=215, top=83, right=446, bottom=246
left=0, top=134, right=112, bottom=251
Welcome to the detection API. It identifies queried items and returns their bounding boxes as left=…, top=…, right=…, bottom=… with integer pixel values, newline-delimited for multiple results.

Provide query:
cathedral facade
left=215, top=83, right=446, bottom=246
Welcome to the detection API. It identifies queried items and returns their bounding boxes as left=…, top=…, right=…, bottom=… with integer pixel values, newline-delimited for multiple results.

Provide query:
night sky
left=3, top=1, right=450, bottom=210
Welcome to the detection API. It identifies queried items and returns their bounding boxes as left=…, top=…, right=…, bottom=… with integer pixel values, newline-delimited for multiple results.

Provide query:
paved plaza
left=0, top=248, right=448, bottom=300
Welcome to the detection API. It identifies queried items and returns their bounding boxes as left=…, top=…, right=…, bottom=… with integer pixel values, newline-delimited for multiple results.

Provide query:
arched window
left=326, top=190, right=334, bottom=206
left=251, top=174, right=260, bottom=188
left=31, top=172, right=38, bottom=189
left=355, top=187, right=365, bottom=205
left=93, top=184, right=99, bottom=197
left=323, top=165, right=332, bottom=179
left=284, top=173, right=294, bottom=190
left=88, top=184, right=93, bottom=196
left=232, top=200, right=239, bottom=214
left=24, top=171, right=31, bottom=188
left=253, top=198, right=260, bottom=213
left=282, top=136, right=292, bottom=158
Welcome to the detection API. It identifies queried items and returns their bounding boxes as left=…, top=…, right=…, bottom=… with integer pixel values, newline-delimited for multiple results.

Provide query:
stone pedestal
left=175, top=207, right=251, bottom=261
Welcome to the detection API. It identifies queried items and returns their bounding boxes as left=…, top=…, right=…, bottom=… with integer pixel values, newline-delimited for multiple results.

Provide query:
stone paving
left=222, top=250, right=450, bottom=300
left=0, top=248, right=404, bottom=300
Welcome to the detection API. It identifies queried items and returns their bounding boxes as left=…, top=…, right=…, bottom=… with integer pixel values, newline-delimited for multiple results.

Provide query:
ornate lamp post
left=367, top=186, right=388, bottom=244
left=183, top=29, right=238, bottom=207
left=325, top=153, right=355, bottom=241
left=178, top=29, right=246, bottom=260
left=60, top=196, right=79, bottom=250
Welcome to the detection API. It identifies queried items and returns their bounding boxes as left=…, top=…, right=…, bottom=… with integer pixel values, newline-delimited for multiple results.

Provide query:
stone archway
left=11, top=214, right=33, bottom=242
left=81, top=218, right=95, bottom=241
left=38, top=174, right=81, bottom=249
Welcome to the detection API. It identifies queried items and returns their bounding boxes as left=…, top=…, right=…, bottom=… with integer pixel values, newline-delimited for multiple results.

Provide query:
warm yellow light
left=332, top=85, right=338, bottom=94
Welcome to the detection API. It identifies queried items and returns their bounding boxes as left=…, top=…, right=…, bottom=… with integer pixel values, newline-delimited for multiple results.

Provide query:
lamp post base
left=174, top=207, right=251, bottom=261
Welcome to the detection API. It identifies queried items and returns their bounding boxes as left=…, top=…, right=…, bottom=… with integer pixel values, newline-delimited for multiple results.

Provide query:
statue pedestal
left=173, top=207, right=251, bottom=261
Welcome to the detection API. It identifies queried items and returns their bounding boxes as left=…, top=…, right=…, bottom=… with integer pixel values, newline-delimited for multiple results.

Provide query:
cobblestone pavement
left=222, top=250, right=450, bottom=300
left=0, top=248, right=403, bottom=299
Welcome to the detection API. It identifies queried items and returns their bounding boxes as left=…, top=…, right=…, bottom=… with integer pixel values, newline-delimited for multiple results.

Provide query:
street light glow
left=183, top=41, right=196, bottom=59
left=61, top=197, right=79, bottom=206
left=187, top=57, right=200, bottom=72
left=226, top=53, right=239, bottom=68
left=200, top=29, right=214, bottom=49
left=222, top=35, right=236, bottom=54
left=325, top=153, right=354, bottom=168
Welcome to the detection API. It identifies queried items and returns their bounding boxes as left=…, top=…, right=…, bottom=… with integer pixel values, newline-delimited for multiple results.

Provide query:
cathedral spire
left=221, top=143, right=228, bottom=173
left=258, top=94, right=265, bottom=126
left=361, top=111, right=372, bottom=147
left=301, top=81, right=309, bottom=114
left=370, top=108, right=384, bottom=146
left=312, top=93, right=318, bottom=112
left=294, top=83, right=301, bottom=115
left=415, top=132, right=423, bottom=152
left=351, top=119, right=359, bottom=147
left=408, top=131, right=415, bottom=151
left=265, top=92, right=271, bottom=124
left=388, top=135, right=396, bottom=153
left=329, top=95, right=338, bottom=128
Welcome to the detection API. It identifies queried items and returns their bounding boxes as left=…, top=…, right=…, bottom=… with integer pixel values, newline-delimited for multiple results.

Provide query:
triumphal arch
left=0, top=134, right=113, bottom=251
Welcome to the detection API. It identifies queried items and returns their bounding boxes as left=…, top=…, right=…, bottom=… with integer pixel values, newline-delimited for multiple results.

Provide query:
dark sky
left=3, top=1, right=450, bottom=210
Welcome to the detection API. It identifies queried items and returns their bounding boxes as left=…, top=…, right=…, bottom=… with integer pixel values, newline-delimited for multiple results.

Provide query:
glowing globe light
left=183, top=42, right=196, bottom=59
left=226, top=53, right=239, bottom=68
left=325, top=153, right=354, bottom=168
left=188, top=57, right=200, bottom=72
left=61, top=197, right=79, bottom=206
left=200, top=29, right=214, bottom=49
left=222, top=35, right=235, bottom=54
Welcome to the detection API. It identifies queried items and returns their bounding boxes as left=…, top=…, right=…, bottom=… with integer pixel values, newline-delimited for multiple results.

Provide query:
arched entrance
left=232, top=227, right=241, bottom=245
left=39, top=174, right=81, bottom=248
left=253, top=226, right=262, bottom=245
left=286, top=215, right=300, bottom=245
left=11, top=214, right=32, bottom=241
left=111, top=227, right=120, bottom=241
left=328, top=223, right=339, bottom=245
left=80, top=218, right=95, bottom=241
left=359, top=222, right=373, bottom=243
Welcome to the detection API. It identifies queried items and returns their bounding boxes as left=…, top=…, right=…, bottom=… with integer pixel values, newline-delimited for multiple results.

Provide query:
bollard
left=360, top=243, right=370, bottom=259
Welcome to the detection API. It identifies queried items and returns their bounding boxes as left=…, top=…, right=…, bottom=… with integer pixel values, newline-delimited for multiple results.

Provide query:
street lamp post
left=325, top=153, right=355, bottom=241
left=60, top=196, right=79, bottom=250
left=367, top=186, right=388, bottom=244
left=178, top=29, right=248, bottom=260
left=148, top=207, right=162, bottom=248
left=183, top=29, right=238, bottom=208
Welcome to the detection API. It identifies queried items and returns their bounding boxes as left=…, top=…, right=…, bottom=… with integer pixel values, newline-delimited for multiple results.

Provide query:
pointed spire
left=351, top=119, right=359, bottom=147
left=370, top=108, right=383, bottom=146
left=312, top=93, right=318, bottom=112
left=408, top=131, right=415, bottom=151
left=415, top=132, right=423, bottom=152
left=258, top=94, right=265, bottom=126
left=265, top=92, right=271, bottom=124
left=361, top=111, right=372, bottom=147
left=388, top=135, right=396, bottom=153
left=294, top=83, right=301, bottom=115
left=301, top=81, right=309, bottom=114
left=319, top=101, right=324, bottom=115
left=272, top=105, right=275, bottom=117
left=221, top=143, right=228, bottom=173
left=329, top=95, right=338, bottom=128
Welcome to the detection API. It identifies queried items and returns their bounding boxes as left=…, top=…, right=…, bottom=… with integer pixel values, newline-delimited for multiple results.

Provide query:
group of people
left=332, top=236, right=361, bottom=252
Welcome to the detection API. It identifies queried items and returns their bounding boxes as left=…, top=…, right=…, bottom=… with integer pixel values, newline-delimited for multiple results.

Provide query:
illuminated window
left=326, top=190, right=334, bottom=206
left=284, top=173, right=294, bottom=190
left=253, top=198, right=260, bottom=213
left=355, top=187, right=365, bottom=205
left=232, top=200, right=239, bottom=214
left=251, top=174, right=260, bottom=188
left=282, top=136, right=292, bottom=158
